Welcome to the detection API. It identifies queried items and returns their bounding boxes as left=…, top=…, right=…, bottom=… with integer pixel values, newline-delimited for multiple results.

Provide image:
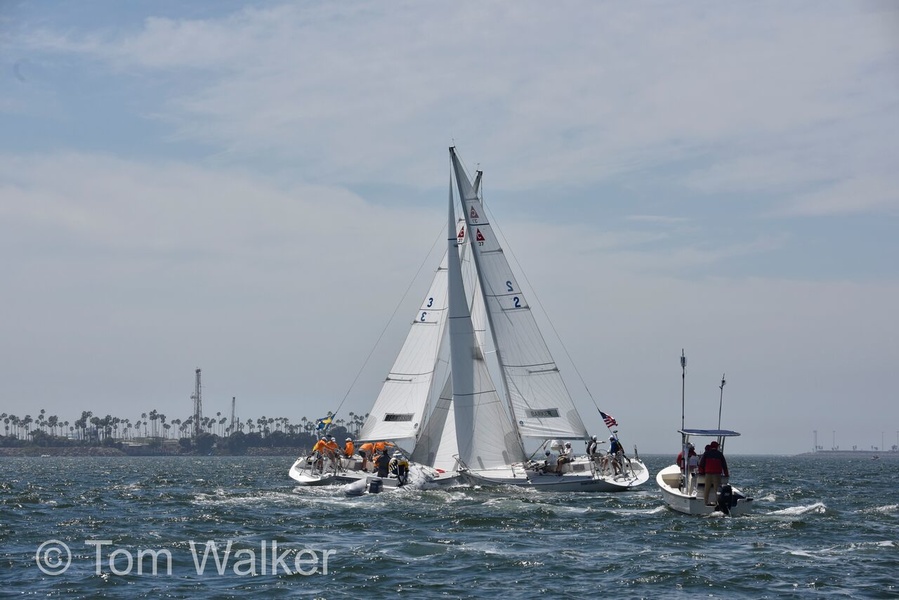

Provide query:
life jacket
left=699, top=449, right=727, bottom=475
left=344, top=441, right=354, bottom=457
left=312, top=439, right=327, bottom=453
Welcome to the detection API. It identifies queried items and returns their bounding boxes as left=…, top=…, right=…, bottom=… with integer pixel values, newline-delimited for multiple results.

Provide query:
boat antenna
left=717, top=373, right=726, bottom=430
left=680, top=349, right=686, bottom=433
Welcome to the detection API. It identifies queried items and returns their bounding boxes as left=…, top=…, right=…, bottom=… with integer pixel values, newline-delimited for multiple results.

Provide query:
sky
left=1, top=1, right=897, bottom=455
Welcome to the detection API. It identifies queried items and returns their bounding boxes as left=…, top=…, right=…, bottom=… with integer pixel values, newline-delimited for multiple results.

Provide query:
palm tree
left=149, top=410, right=160, bottom=438
left=48, top=415, right=59, bottom=437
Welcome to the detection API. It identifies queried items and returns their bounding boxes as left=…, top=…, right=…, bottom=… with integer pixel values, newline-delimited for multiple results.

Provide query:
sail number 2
left=506, top=281, right=521, bottom=308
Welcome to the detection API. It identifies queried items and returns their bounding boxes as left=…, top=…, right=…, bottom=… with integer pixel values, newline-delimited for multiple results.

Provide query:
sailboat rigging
left=289, top=147, right=649, bottom=493
left=448, top=147, right=648, bottom=491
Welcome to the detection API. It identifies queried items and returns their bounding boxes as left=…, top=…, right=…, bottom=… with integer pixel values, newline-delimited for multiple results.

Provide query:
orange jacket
left=373, top=441, right=395, bottom=453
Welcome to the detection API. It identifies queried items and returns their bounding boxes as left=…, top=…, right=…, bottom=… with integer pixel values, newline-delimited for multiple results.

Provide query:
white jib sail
left=451, top=147, right=589, bottom=440
left=357, top=243, right=452, bottom=446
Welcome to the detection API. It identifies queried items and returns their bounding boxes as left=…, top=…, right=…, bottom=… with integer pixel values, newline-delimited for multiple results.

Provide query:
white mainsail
left=410, top=177, right=487, bottom=472
left=450, top=147, right=589, bottom=441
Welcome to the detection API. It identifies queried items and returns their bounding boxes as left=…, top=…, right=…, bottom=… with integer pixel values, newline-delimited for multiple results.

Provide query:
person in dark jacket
left=375, top=450, right=391, bottom=478
left=698, top=440, right=729, bottom=505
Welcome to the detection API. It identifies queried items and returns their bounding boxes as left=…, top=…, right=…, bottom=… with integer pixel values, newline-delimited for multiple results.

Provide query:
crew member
left=698, top=440, right=729, bottom=506
left=344, top=437, right=355, bottom=459
left=375, top=450, right=391, bottom=478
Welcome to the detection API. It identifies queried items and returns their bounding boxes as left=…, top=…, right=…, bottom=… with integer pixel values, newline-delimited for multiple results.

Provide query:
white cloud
left=11, top=2, right=898, bottom=202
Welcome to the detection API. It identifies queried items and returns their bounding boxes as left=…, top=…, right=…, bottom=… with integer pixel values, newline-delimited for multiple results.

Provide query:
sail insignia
left=383, top=413, right=414, bottom=422
left=526, top=408, right=560, bottom=419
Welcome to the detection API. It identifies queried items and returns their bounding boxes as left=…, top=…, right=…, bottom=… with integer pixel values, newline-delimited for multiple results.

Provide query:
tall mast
left=230, top=396, right=237, bottom=434
left=680, top=350, right=686, bottom=433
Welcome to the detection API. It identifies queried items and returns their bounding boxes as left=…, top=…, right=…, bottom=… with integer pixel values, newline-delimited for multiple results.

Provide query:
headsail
left=357, top=242, right=452, bottom=445
left=450, top=147, right=589, bottom=440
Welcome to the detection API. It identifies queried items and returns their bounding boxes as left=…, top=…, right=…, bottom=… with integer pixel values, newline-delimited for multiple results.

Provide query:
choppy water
left=1, top=454, right=897, bottom=598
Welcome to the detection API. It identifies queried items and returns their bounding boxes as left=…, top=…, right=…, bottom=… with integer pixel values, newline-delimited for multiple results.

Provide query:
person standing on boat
left=609, top=435, right=623, bottom=475
left=586, top=435, right=600, bottom=458
left=557, top=442, right=573, bottom=471
left=359, top=442, right=374, bottom=472
left=393, top=452, right=410, bottom=486
left=687, top=450, right=700, bottom=492
left=325, top=436, right=340, bottom=465
left=344, top=437, right=355, bottom=459
left=698, top=440, right=729, bottom=505
left=676, top=443, right=696, bottom=471
left=312, top=435, right=328, bottom=473
left=375, top=450, right=391, bottom=478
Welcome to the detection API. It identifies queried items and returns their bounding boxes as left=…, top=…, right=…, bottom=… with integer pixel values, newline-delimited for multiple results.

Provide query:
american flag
left=600, top=410, right=618, bottom=428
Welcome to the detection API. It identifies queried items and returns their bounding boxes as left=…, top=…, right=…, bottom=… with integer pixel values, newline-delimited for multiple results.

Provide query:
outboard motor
left=368, top=477, right=383, bottom=494
left=715, top=484, right=735, bottom=515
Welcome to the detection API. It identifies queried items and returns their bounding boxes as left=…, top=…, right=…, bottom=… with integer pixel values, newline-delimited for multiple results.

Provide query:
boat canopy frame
left=679, top=429, right=741, bottom=437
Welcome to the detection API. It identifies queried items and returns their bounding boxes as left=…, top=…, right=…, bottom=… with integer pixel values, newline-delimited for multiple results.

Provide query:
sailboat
left=288, top=243, right=455, bottom=487
left=290, top=148, right=649, bottom=493
left=446, top=147, right=649, bottom=492
left=656, top=351, right=754, bottom=515
left=289, top=174, right=488, bottom=488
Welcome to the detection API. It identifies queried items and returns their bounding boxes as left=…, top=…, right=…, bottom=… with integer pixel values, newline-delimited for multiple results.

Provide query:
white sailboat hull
left=288, top=455, right=373, bottom=486
left=656, top=464, right=753, bottom=516
left=460, top=457, right=650, bottom=492
left=289, top=455, right=454, bottom=488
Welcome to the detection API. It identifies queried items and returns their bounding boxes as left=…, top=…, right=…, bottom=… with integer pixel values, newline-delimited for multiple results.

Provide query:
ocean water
left=1, top=454, right=897, bottom=599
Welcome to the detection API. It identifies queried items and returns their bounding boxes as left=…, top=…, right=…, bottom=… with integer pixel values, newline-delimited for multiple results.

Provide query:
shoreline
left=0, top=446, right=306, bottom=458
